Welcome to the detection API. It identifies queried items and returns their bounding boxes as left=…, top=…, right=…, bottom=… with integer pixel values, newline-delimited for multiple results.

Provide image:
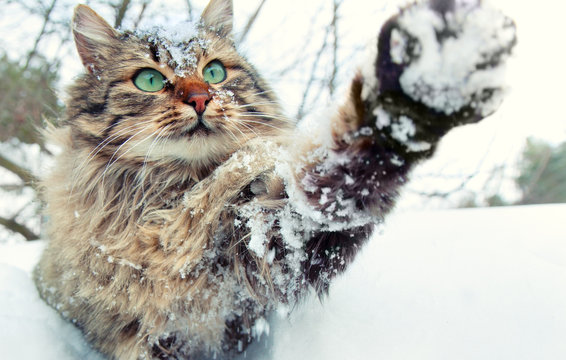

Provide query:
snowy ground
left=1, top=204, right=565, bottom=360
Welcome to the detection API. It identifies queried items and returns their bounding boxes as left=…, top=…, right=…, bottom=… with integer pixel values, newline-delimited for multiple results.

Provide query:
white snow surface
left=2, top=205, right=565, bottom=360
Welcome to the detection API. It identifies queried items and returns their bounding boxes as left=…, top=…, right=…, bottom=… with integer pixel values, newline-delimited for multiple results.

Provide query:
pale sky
left=2, top=0, right=565, bottom=207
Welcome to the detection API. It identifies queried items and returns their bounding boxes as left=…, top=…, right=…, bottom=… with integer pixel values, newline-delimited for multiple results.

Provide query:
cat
left=33, top=0, right=516, bottom=359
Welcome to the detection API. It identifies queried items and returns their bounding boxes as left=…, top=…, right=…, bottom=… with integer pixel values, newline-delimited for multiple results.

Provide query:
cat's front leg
left=297, top=0, right=516, bottom=292
left=304, top=0, right=517, bottom=218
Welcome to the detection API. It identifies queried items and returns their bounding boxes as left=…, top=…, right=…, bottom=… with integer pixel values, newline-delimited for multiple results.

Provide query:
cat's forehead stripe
left=134, top=22, right=216, bottom=78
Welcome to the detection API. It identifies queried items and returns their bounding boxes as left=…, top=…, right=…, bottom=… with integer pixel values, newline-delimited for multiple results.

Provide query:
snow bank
left=0, top=254, right=104, bottom=359
left=2, top=205, right=565, bottom=359
left=259, top=204, right=566, bottom=360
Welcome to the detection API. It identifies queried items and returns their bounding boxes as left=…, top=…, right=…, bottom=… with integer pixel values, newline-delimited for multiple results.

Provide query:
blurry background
left=0, top=0, right=565, bottom=242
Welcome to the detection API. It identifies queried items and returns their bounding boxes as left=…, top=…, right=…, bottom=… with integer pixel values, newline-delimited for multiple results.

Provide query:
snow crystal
left=396, top=3, right=515, bottom=116
left=344, top=175, right=355, bottom=186
left=390, top=28, right=410, bottom=65
left=212, top=89, right=236, bottom=107
left=278, top=207, right=306, bottom=249
left=374, top=107, right=391, bottom=129
left=406, top=140, right=431, bottom=152
left=358, top=126, right=374, bottom=136
left=266, top=249, right=276, bottom=264
left=390, top=115, right=416, bottom=143
left=135, top=20, right=210, bottom=78
left=319, top=187, right=332, bottom=205
left=388, top=115, right=432, bottom=153
left=117, top=259, right=142, bottom=271
left=251, top=317, right=270, bottom=339
left=243, top=206, right=272, bottom=257
left=276, top=303, right=290, bottom=318
left=390, top=155, right=404, bottom=167
left=238, top=153, right=254, bottom=172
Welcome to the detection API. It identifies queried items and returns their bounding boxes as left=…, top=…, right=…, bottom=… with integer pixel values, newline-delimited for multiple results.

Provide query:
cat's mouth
left=182, top=117, right=213, bottom=137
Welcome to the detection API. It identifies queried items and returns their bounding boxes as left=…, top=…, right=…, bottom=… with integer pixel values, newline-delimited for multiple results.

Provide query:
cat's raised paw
left=374, top=0, right=516, bottom=122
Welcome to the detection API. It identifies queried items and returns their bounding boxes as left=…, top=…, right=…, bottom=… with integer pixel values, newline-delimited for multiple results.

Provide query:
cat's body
left=34, top=0, right=516, bottom=359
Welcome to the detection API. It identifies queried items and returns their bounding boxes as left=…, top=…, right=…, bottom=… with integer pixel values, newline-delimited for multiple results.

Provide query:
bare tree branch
left=296, top=28, right=330, bottom=120
left=0, top=216, right=40, bottom=241
left=23, top=0, right=58, bottom=71
left=329, top=0, right=340, bottom=96
left=0, top=184, right=27, bottom=192
left=409, top=133, right=501, bottom=201
left=238, top=0, right=267, bottom=44
left=271, top=14, right=322, bottom=78
left=114, top=0, right=132, bottom=29
left=0, top=153, right=38, bottom=187
left=186, top=0, right=194, bottom=21
left=133, top=0, right=150, bottom=30
left=407, top=171, right=479, bottom=199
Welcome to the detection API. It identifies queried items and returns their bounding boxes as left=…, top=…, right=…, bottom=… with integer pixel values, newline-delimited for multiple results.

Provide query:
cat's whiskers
left=69, top=120, right=156, bottom=203
left=101, top=113, right=166, bottom=134
left=222, top=115, right=255, bottom=141
left=140, top=127, right=166, bottom=174
left=157, top=132, right=176, bottom=166
left=78, top=119, right=156, bottom=172
left=250, top=89, right=277, bottom=97
left=138, top=125, right=172, bottom=196
left=221, top=125, right=242, bottom=144
left=240, top=118, right=290, bottom=133
left=98, top=124, right=158, bottom=186
left=234, top=121, right=260, bottom=138
left=239, top=110, right=293, bottom=123
left=234, top=101, right=279, bottom=108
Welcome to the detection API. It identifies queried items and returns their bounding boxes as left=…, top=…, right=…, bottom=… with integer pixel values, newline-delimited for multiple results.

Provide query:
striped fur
left=34, top=0, right=515, bottom=359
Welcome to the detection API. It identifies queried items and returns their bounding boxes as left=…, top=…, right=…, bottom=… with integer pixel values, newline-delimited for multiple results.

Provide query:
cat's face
left=66, top=0, right=289, bottom=169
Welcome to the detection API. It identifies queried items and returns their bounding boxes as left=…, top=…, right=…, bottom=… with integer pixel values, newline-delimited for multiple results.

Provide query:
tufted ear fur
left=72, top=5, right=119, bottom=73
left=201, top=0, right=233, bottom=34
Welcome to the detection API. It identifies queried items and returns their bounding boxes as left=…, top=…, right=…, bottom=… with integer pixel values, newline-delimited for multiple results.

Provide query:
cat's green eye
left=203, top=61, right=227, bottom=84
left=133, top=69, right=165, bottom=92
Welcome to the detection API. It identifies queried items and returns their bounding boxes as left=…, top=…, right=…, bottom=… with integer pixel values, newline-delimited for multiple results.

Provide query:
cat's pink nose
left=187, top=93, right=211, bottom=115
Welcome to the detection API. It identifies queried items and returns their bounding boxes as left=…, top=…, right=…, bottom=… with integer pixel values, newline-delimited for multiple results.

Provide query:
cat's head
left=66, top=0, right=290, bottom=170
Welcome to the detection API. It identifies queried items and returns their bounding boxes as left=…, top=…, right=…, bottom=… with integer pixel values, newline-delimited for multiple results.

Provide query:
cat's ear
left=72, top=5, right=119, bottom=73
left=201, top=0, right=233, bottom=34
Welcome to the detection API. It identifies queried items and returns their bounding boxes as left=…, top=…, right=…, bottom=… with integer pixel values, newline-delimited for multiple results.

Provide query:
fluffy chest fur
left=37, top=133, right=292, bottom=357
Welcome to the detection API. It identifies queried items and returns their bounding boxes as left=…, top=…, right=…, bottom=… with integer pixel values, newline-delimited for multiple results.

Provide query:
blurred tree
left=0, top=54, right=63, bottom=241
left=515, top=139, right=566, bottom=205
left=0, top=55, right=61, bottom=148
left=486, top=194, right=507, bottom=207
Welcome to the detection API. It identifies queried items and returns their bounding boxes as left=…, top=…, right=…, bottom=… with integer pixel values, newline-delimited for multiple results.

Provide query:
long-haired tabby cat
left=34, top=0, right=516, bottom=358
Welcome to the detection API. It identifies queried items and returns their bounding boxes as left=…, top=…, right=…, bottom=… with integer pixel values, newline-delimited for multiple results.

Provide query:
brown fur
left=34, top=0, right=515, bottom=358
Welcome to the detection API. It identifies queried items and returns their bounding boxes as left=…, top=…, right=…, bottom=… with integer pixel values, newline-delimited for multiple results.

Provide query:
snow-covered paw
left=376, top=0, right=516, bottom=121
